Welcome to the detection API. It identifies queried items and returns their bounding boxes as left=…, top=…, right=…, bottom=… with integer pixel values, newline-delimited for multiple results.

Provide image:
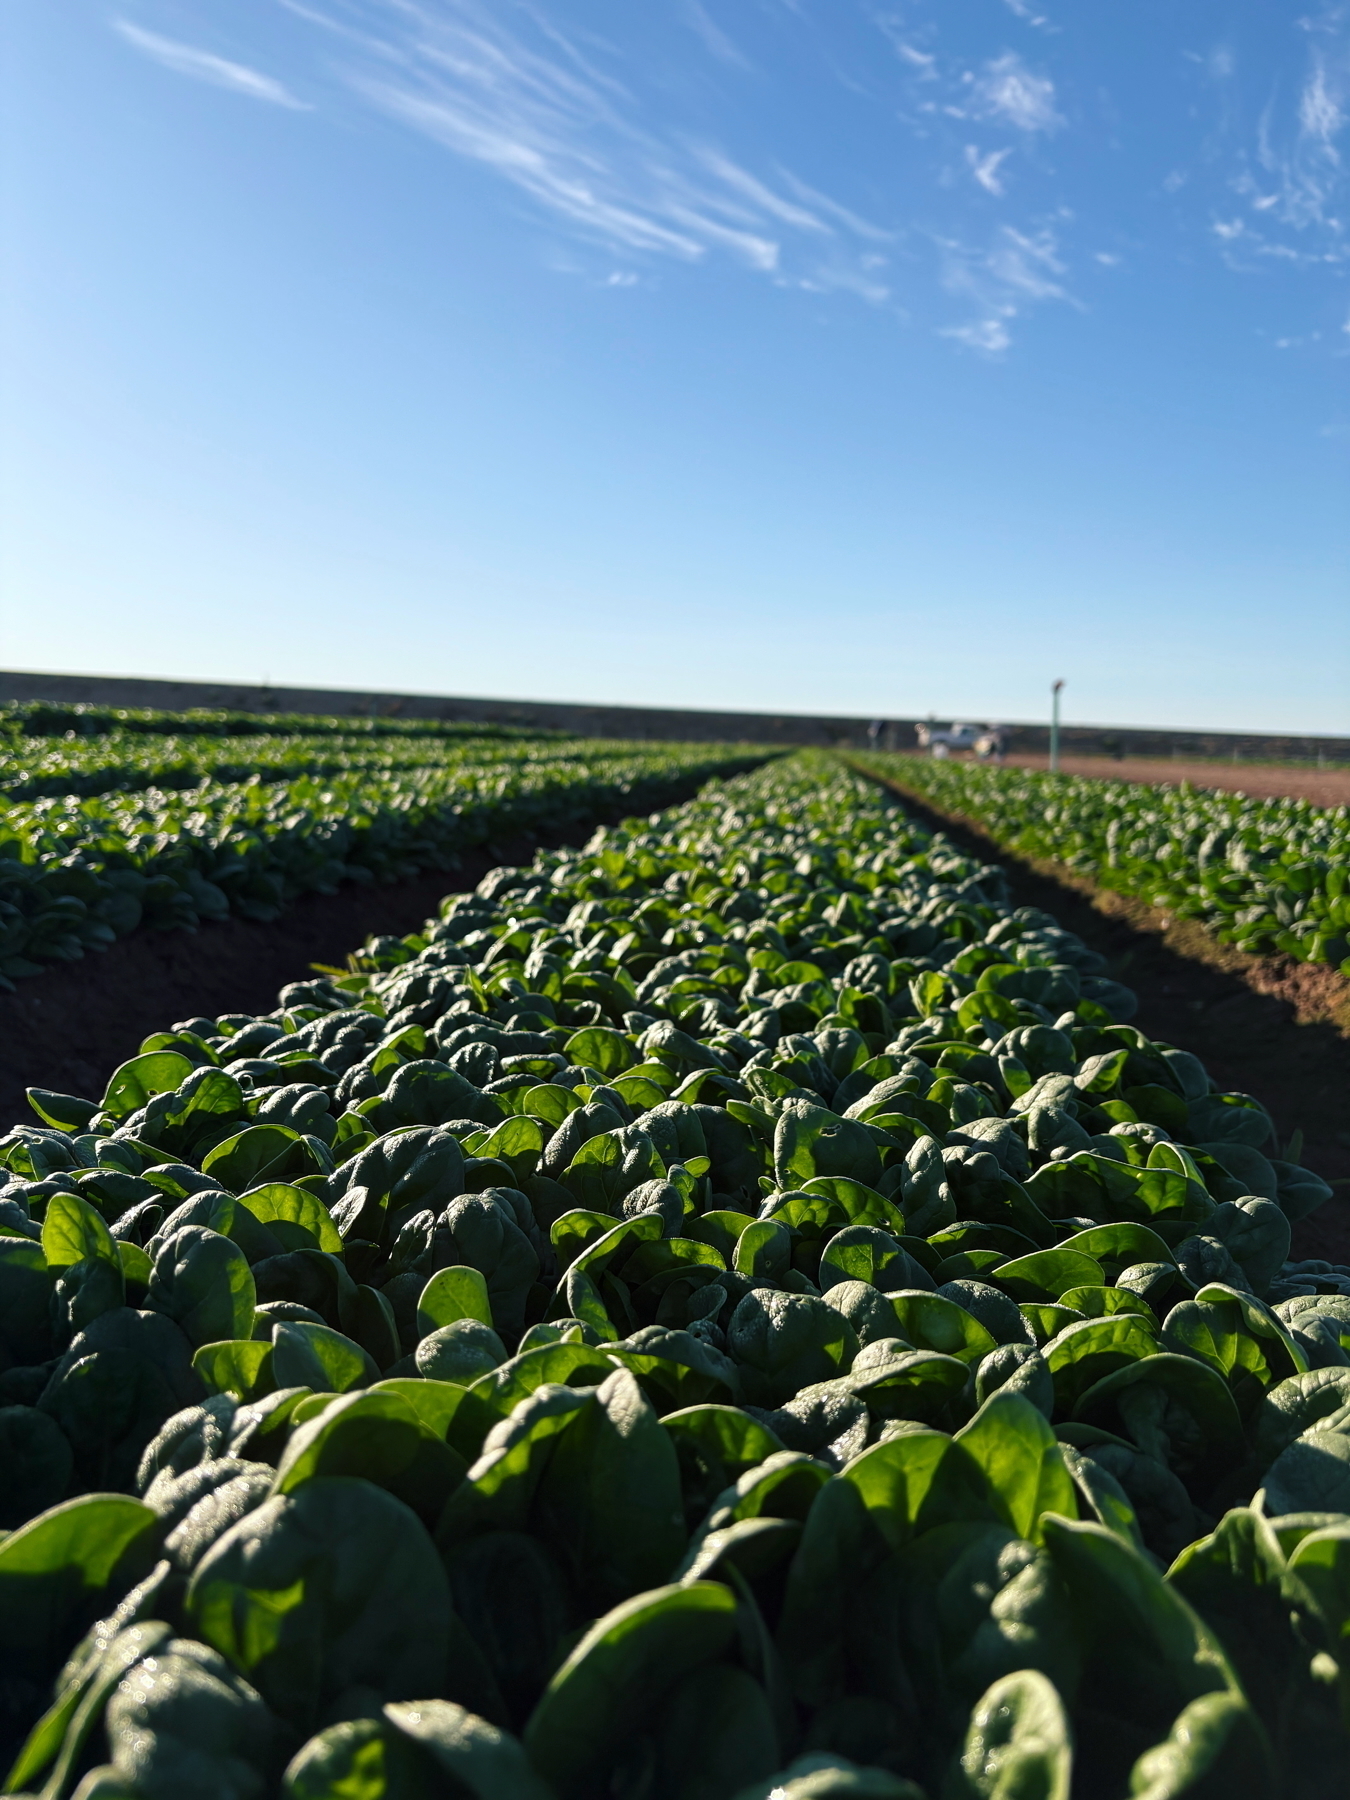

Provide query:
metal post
left=1050, top=680, right=1065, bottom=773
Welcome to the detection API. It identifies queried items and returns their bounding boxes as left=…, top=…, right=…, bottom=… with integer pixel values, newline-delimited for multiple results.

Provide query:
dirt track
left=1000, top=753, right=1350, bottom=809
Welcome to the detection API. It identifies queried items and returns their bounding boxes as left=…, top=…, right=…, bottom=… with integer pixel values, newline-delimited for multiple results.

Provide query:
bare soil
left=862, top=766, right=1350, bottom=1265
left=998, top=753, right=1350, bottom=809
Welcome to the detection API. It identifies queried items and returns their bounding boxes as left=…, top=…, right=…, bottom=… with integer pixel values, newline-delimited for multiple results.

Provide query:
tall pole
left=1050, top=679, right=1065, bottom=773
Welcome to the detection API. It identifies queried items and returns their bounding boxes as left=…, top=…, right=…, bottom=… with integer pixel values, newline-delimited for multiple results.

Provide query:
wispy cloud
left=683, top=2, right=752, bottom=72
left=1202, top=14, right=1350, bottom=266
left=1207, top=44, right=1236, bottom=81
left=777, top=172, right=896, bottom=242
left=943, top=315, right=1012, bottom=353
left=1254, top=46, right=1350, bottom=232
left=113, top=20, right=310, bottom=109
left=972, top=52, right=1061, bottom=133
left=796, top=254, right=892, bottom=305
left=939, top=221, right=1072, bottom=353
left=965, top=145, right=1012, bottom=194
left=869, top=18, right=1073, bottom=347
left=126, top=0, right=1072, bottom=355
left=872, top=11, right=938, bottom=78
left=893, top=44, right=938, bottom=78
left=1002, top=0, right=1051, bottom=28
left=694, top=149, right=827, bottom=233
left=301, top=0, right=888, bottom=296
left=1300, top=57, right=1345, bottom=145
left=989, top=224, right=1069, bottom=298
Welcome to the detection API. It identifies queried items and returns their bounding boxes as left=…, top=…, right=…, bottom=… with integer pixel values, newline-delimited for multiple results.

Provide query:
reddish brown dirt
left=997, top=753, right=1350, bottom=809
left=861, top=767, right=1350, bottom=1266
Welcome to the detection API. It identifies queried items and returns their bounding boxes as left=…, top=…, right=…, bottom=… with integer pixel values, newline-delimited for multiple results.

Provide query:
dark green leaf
left=948, top=1668, right=1072, bottom=1800
left=188, top=1476, right=454, bottom=1732
left=147, top=1227, right=257, bottom=1349
left=523, top=1580, right=738, bottom=1799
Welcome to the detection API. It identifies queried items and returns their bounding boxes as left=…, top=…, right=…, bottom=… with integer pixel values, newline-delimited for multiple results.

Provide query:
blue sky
left=1, top=1, right=1347, bottom=734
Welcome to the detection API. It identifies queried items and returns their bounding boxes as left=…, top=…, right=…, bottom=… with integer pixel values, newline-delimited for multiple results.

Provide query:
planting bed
left=0, top=704, right=764, bottom=984
left=857, top=752, right=1350, bottom=974
left=0, top=764, right=754, bottom=1129
left=1, top=752, right=1348, bottom=1799
left=853, top=768, right=1350, bottom=1256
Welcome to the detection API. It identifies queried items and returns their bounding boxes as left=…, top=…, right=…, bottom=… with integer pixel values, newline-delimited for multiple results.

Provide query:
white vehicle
left=914, top=720, right=1006, bottom=760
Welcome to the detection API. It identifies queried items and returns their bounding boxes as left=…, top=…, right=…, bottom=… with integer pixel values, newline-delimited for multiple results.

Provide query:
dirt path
left=861, top=765, right=1350, bottom=1265
left=995, top=753, right=1350, bottom=809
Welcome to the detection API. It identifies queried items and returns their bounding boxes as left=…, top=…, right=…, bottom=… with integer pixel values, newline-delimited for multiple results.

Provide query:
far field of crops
left=856, top=752, right=1350, bottom=974
left=0, top=721, right=1348, bottom=1800
left=0, top=704, right=766, bottom=985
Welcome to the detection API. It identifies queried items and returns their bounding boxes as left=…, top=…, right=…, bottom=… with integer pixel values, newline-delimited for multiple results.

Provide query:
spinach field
left=1, top=753, right=1346, bottom=1799
left=0, top=705, right=763, bottom=983
left=857, top=752, right=1350, bottom=973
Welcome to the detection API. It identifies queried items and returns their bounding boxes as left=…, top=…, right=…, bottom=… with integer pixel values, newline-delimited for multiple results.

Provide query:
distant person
left=974, top=725, right=1007, bottom=764
left=868, top=719, right=885, bottom=747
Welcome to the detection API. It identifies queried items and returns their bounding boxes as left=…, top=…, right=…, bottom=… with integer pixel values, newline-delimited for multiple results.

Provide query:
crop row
left=0, top=701, right=533, bottom=740
left=1, top=752, right=1345, bottom=1797
left=0, top=729, right=568, bottom=804
left=0, top=739, right=766, bottom=985
left=854, top=753, right=1350, bottom=972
